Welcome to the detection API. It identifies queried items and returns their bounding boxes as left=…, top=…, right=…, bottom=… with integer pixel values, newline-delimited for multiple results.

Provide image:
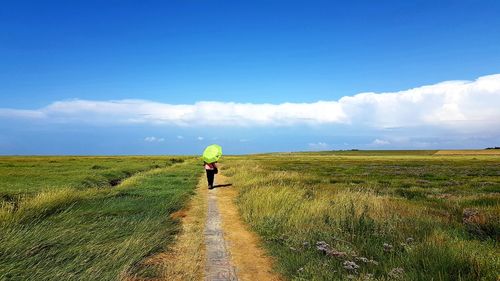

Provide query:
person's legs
left=206, top=169, right=214, bottom=188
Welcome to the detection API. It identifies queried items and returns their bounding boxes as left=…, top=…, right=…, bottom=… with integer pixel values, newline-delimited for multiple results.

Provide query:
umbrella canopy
left=202, top=144, right=222, bottom=163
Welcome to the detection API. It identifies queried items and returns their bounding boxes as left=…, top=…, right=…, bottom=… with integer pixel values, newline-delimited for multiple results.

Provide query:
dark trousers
left=206, top=169, right=215, bottom=187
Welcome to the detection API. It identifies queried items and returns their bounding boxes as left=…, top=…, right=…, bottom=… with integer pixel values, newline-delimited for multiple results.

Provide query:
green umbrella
left=202, top=144, right=222, bottom=163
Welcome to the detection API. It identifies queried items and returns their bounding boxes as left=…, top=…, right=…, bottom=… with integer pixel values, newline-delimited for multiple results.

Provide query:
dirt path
left=142, top=172, right=282, bottom=281
left=207, top=174, right=282, bottom=281
left=204, top=180, right=238, bottom=280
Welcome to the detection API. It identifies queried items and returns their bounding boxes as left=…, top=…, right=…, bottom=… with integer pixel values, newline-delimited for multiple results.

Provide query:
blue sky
left=1, top=0, right=500, bottom=155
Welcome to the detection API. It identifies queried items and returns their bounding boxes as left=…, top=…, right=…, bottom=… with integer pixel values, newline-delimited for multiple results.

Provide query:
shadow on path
left=212, top=183, right=233, bottom=189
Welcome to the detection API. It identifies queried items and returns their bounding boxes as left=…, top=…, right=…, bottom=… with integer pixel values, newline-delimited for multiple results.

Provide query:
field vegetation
left=0, top=156, right=185, bottom=201
left=0, top=156, right=200, bottom=280
left=225, top=152, right=500, bottom=280
left=1, top=152, right=499, bottom=281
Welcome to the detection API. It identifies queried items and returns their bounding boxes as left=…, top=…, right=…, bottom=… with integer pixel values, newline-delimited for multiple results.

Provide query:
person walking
left=204, top=161, right=218, bottom=189
left=202, top=144, right=222, bottom=189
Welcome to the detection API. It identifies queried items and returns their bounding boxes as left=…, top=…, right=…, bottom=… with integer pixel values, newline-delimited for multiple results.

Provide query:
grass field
left=0, top=156, right=185, bottom=200
left=225, top=152, right=500, bottom=281
left=0, top=156, right=200, bottom=280
left=1, top=152, right=499, bottom=281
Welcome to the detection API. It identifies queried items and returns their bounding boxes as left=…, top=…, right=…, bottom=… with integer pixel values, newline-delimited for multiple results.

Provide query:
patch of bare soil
left=214, top=174, right=283, bottom=281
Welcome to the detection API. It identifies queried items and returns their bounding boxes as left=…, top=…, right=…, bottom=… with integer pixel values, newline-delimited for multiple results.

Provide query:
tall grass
left=0, top=160, right=200, bottom=281
left=225, top=155, right=499, bottom=281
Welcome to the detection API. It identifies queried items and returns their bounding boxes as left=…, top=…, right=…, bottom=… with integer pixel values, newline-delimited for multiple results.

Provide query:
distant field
left=0, top=156, right=200, bottom=281
left=435, top=150, right=500, bottom=155
left=225, top=152, right=500, bottom=281
left=291, top=150, right=439, bottom=156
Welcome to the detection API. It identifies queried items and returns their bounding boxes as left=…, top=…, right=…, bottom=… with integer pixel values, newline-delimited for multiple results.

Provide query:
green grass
left=1, top=152, right=499, bottom=280
left=0, top=157, right=200, bottom=281
left=0, top=156, right=186, bottom=199
left=225, top=152, right=500, bottom=281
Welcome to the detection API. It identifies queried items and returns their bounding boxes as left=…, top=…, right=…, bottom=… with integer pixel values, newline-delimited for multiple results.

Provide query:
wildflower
left=316, top=241, right=330, bottom=253
left=355, top=256, right=369, bottom=263
left=297, top=267, right=304, bottom=273
left=343, top=260, right=360, bottom=271
left=355, top=256, right=378, bottom=265
left=388, top=267, right=404, bottom=279
left=383, top=243, right=393, bottom=252
left=316, top=241, right=348, bottom=259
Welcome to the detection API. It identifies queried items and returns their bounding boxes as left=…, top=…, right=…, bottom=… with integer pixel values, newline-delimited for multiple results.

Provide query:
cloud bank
left=1, top=74, right=499, bottom=133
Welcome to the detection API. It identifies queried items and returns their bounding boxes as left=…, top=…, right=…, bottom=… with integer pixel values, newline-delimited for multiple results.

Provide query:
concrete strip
left=204, top=188, right=238, bottom=281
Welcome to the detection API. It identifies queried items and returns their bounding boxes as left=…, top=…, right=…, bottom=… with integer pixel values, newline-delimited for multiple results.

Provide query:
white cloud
left=144, top=136, right=165, bottom=142
left=0, top=109, right=45, bottom=119
left=176, top=135, right=184, bottom=139
left=197, top=136, right=204, bottom=141
left=1, top=74, right=499, bottom=134
left=372, top=139, right=391, bottom=145
left=308, top=142, right=331, bottom=151
left=338, top=74, right=500, bottom=131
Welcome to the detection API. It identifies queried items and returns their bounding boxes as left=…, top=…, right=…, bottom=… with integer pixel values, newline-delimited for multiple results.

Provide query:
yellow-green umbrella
left=202, top=144, right=222, bottom=163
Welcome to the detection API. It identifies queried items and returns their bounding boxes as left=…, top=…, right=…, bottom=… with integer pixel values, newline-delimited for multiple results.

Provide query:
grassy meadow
left=225, top=151, right=500, bottom=281
left=0, top=156, right=200, bottom=280
left=0, top=152, right=499, bottom=281
left=0, top=156, right=185, bottom=199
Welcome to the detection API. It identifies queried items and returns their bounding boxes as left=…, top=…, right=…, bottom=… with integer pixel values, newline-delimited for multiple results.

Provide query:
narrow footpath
left=204, top=180, right=238, bottom=280
left=150, top=172, right=282, bottom=281
left=204, top=174, right=282, bottom=281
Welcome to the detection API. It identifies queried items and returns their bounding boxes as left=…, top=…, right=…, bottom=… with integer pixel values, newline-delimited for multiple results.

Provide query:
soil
left=212, top=174, right=283, bottom=281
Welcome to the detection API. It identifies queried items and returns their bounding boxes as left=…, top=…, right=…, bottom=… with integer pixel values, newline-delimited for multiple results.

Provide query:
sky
left=1, top=0, right=500, bottom=155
